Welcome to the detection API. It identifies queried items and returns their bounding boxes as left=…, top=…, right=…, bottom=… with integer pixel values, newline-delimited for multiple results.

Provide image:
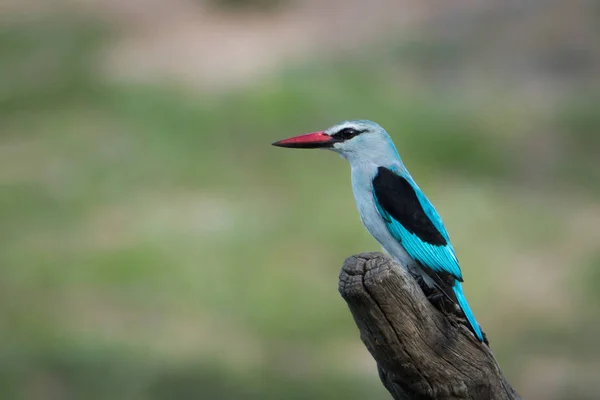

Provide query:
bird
left=272, top=120, right=484, bottom=342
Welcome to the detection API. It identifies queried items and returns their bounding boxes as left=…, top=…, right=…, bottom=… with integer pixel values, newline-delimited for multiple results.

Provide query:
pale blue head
left=272, top=120, right=401, bottom=166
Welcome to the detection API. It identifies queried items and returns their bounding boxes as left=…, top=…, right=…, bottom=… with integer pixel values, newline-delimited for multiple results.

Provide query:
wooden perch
left=338, top=252, right=521, bottom=400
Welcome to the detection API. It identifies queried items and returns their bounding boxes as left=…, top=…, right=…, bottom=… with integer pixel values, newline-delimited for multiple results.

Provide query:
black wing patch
left=372, top=167, right=447, bottom=246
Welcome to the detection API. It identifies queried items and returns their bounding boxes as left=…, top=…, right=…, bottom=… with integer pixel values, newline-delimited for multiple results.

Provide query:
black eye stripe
left=331, top=128, right=366, bottom=141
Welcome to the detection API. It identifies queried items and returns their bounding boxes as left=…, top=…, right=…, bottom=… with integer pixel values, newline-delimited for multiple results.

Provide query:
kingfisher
left=272, top=120, right=484, bottom=342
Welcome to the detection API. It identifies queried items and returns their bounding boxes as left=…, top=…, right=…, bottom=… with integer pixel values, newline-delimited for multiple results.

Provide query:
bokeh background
left=1, top=0, right=599, bottom=399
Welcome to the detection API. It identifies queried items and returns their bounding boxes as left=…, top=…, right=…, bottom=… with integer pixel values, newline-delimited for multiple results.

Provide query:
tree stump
left=338, top=252, right=521, bottom=400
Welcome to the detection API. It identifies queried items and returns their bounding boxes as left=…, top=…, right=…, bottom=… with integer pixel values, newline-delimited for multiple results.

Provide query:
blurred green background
left=1, top=0, right=599, bottom=399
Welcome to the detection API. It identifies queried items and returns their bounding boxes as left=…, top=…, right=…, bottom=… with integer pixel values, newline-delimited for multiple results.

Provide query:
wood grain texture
left=338, top=252, right=521, bottom=400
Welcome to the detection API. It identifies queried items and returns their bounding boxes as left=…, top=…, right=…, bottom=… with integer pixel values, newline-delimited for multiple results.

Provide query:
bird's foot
left=413, top=273, right=424, bottom=286
left=413, top=274, right=435, bottom=296
left=427, top=292, right=455, bottom=314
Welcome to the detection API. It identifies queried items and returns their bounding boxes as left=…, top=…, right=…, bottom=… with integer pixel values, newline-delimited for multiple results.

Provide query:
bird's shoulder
left=372, top=166, right=449, bottom=245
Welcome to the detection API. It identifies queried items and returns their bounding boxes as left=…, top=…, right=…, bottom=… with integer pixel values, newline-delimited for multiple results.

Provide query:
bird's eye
left=332, top=127, right=363, bottom=141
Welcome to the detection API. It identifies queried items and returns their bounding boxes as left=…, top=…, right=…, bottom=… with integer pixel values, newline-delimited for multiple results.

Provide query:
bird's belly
left=356, top=197, right=415, bottom=270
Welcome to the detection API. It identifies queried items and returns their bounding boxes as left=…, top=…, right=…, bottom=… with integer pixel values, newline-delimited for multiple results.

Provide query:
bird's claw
left=427, top=292, right=453, bottom=313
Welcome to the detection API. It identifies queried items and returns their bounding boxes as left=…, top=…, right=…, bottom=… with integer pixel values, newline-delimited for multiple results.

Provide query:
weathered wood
left=338, top=252, right=521, bottom=400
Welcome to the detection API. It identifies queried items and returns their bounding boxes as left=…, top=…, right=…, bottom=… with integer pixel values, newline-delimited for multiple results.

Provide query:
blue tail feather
left=452, top=281, right=483, bottom=341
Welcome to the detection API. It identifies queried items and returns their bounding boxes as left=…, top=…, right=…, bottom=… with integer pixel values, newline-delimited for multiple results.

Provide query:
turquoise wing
left=372, top=167, right=463, bottom=281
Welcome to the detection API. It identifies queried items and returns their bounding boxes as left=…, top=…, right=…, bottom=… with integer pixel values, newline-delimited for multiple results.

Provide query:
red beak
left=272, top=131, right=334, bottom=149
